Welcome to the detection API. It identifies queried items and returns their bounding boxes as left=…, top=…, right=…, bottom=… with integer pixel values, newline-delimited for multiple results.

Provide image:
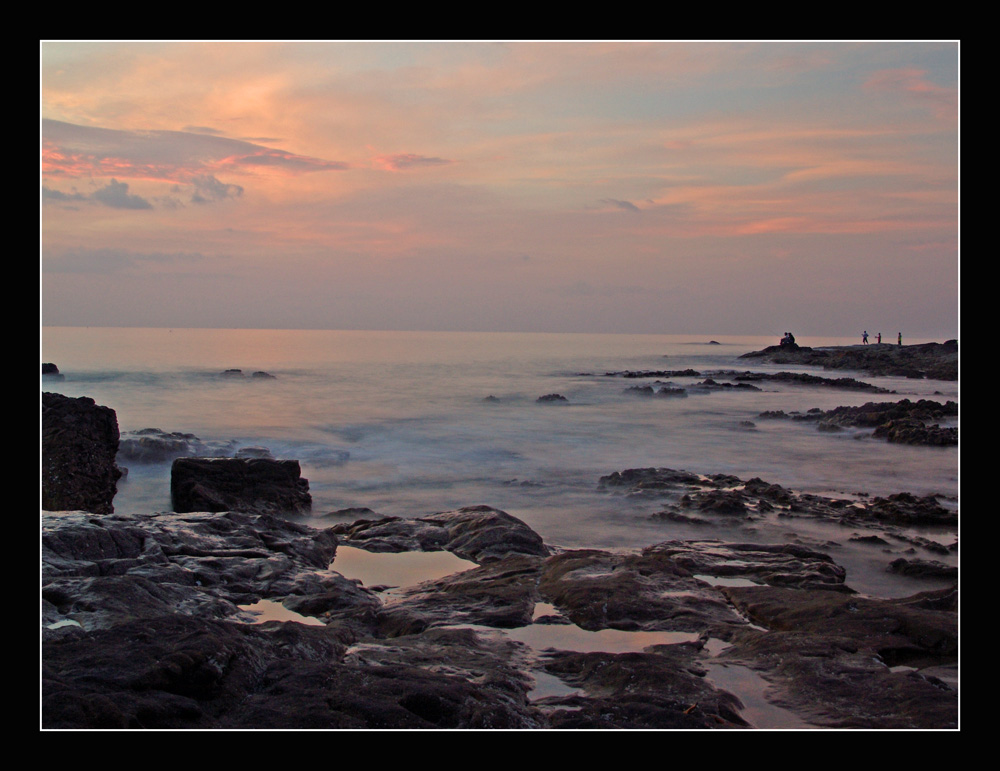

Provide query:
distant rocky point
left=739, top=340, right=957, bottom=381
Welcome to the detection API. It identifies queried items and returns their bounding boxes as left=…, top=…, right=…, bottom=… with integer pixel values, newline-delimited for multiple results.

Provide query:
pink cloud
left=41, top=120, right=349, bottom=185
left=863, top=68, right=957, bottom=119
left=371, top=153, right=453, bottom=172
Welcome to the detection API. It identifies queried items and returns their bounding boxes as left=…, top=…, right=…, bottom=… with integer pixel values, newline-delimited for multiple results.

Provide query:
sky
left=40, top=41, right=959, bottom=338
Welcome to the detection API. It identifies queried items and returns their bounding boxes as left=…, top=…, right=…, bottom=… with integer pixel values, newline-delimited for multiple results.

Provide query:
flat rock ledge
left=739, top=340, right=958, bottom=381
left=43, top=496, right=956, bottom=729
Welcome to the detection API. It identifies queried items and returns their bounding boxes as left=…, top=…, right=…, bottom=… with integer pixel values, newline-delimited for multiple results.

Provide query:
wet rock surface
left=43, top=481, right=957, bottom=728
left=715, top=585, right=957, bottom=728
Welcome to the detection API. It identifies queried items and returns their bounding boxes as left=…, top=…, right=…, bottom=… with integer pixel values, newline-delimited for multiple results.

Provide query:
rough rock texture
left=716, top=585, right=957, bottom=728
left=646, top=541, right=848, bottom=590
left=41, top=497, right=957, bottom=729
left=538, top=647, right=750, bottom=729
left=330, top=505, right=550, bottom=564
left=537, top=548, right=749, bottom=632
left=739, top=340, right=958, bottom=381
left=762, top=399, right=958, bottom=446
left=726, top=370, right=890, bottom=392
left=42, top=392, right=122, bottom=514
left=600, top=467, right=958, bottom=560
left=171, top=457, right=312, bottom=515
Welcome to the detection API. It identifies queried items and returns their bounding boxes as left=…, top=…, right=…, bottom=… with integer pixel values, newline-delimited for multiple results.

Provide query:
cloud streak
left=42, top=119, right=349, bottom=184
left=40, top=41, right=959, bottom=337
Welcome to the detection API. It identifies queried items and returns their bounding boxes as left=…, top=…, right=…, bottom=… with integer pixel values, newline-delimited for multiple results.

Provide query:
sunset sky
left=41, top=41, right=959, bottom=337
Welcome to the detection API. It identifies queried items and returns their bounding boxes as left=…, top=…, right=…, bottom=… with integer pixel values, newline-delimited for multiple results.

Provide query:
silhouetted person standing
left=862, top=331, right=869, bottom=345
left=898, top=332, right=902, bottom=346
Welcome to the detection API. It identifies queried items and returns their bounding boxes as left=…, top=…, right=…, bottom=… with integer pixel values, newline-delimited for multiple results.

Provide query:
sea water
left=40, top=327, right=958, bottom=598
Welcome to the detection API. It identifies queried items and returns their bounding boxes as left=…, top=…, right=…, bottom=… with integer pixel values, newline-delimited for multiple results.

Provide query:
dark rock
left=865, top=492, right=956, bottom=526
left=718, top=585, right=957, bottom=728
left=251, top=371, right=276, bottom=379
left=41, top=478, right=959, bottom=730
left=694, top=379, right=762, bottom=392
left=739, top=341, right=958, bottom=381
left=888, top=558, right=958, bottom=580
left=44, top=612, right=539, bottom=729
left=536, top=393, right=568, bottom=403
left=599, top=467, right=703, bottom=493
left=872, top=419, right=957, bottom=446
left=728, top=370, right=890, bottom=393
left=781, top=399, right=958, bottom=446
left=537, top=548, right=747, bottom=633
left=624, top=384, right=688, bottom=398
left=331, top=506, right=549, bottom=564
left=43, top=392, right=122, bottom=514
left=170, top=457, right=312, bottom=515
left=539, top=649, right=749, bottom=729
left=647, top=541, right=848, bottom=590
left=376, top=555, right=544, bottom=634
left=43, top=362, right=60, bottom=375
left=609, top=369, right=701, bottom=379
left=220, top=369, right=244, bottom=377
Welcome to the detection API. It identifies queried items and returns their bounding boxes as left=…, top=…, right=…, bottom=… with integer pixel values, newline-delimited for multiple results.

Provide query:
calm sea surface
left=41, top=327, right=958, bottom=597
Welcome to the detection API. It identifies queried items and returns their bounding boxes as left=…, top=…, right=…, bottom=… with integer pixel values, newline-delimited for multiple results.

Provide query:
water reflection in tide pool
left=506, top=619, right=700, bottom=654
left=332, top=545, right=478, bottom=589
left=242, top=549, right=810, bottom=725
left=238, top=598, right=325, bottom=626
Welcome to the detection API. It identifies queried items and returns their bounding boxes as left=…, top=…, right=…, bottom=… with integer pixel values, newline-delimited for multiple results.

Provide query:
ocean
left=41, top=327, right=958, bottom=599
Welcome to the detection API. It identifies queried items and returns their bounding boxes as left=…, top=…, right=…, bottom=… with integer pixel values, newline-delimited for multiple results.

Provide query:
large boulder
left=171, top=457, right=312, bottom=515
left=42, top=392, right=122, bottom=514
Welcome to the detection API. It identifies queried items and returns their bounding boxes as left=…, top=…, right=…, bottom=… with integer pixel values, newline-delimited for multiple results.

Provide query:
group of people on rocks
left=779, top=330, right=904, bottom=347
left=862, top=331, right=902, bottom=346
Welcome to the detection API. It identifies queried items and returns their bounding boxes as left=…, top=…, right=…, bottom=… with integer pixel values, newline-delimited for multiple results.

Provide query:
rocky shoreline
left=42, top=489, right=957, bottom=729
left=738, top=340, right=958, bottom=381
left=41, top=344, right=959, bottom=729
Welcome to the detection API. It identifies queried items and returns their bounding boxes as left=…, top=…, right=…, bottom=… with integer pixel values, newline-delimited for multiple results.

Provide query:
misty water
left=41, top=327, right=958, bottom=600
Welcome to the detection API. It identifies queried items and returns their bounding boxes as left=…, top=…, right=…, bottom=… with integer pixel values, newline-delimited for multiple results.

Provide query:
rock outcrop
left=42, top=392, right=122, bottom=514
left=41, top=499, right=957, bottom=729
left=170, top=457, right=312, bottom=515
left=739, top=340, right=958, bottom=381
left=758, top=399, right=958, bottom=446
